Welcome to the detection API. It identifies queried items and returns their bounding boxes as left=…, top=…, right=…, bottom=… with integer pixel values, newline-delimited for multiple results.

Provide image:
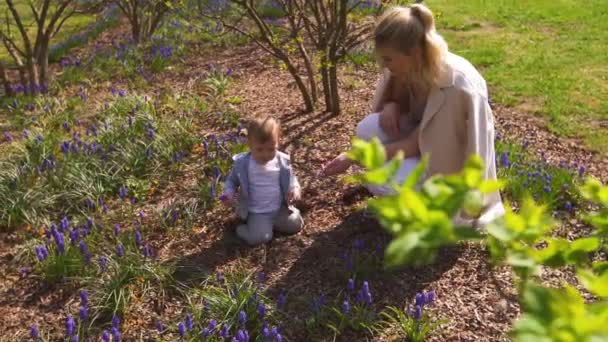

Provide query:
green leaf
left=453, top=226, right=483, bottom=241
left=566, top=237, right=600, bottom=264
left=400, top=188, right=428, bottom=222
left=346, top=138, right=386, bottom=170
left=479, top=179, right=505, bottom=193
left=577, top=269, right=608, bottom=298
left=486, top=218, right=515, bottom=242
left=401, top=154, right=428, bottom=190
left=384, top=232, right=421, bottom=268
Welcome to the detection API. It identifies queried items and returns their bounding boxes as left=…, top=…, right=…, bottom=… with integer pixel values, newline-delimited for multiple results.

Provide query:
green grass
left=425, top=0, right=608, bottom=154
left=0, top=1, right=96, bottom=64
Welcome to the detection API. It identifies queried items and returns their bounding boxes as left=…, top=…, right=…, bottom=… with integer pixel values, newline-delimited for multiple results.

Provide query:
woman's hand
left=379, top=102, right=401, bottom=140
left=319, top=153, right=353, bottom=177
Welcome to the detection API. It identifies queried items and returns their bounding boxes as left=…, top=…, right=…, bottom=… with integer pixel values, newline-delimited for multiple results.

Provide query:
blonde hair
left=374, top=4, right=448, bottom=87
left=247, top=117, right=280, bottom=143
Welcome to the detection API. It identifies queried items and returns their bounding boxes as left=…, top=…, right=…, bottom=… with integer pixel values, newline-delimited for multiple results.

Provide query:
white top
left=248, top=155, right=282, bottom=214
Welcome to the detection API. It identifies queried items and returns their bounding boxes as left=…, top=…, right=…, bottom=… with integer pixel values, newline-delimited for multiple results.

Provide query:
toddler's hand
left=287, top=187, right=301, bottom=205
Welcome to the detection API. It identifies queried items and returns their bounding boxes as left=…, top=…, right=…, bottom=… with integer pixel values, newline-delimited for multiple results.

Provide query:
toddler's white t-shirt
left=248, top=155, right=282, bottom=214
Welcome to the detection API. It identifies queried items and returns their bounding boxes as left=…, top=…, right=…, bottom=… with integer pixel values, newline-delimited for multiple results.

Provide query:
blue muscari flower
left=112, top=315, right=120, bottom=329
left=413, top=305, right=422, bottom=320
left=30, top=324, right=39, bottom=338
left=178, top=322, right=186, bottom=337
left=275, top=334, right=282, bottom=342
left=135, top=230, right=142, bottom=246
left=35, top=135, right=43, bottom=144
left=202, top=327, right=210, bottom=337
left=347, top=278, right=355, bottom=292
left=579, top=165, right=586, bottom=178
left=118, top=89, right=126, bottom=97
left=218, top=324, right=229, bottom=338
left=236, top=330, right=246, bottom=342
left=342, top=300, right=350, bottom=314
left=565, top=202, right=573, bottom=212
left=111, top=327, right=121, bottom=342
left=500, top=152, right=510, bottom=167
left=117, top=243, right=124, bottom=257
left=79, top=306, right=88, bottom=321
left=99, top=256, right=108, bottom=272
left=261, top=327, right=271, bottom=340
left=276, top=290, right=287, bottom=310
left=80, top=290, right=88, bottom=306
left=257, top=302, right=266, bottom=318
left=425, top=290, right=435, bottom=304
left=208, top=319, right=217, bottom=331
left=118, top=185, right=127, bottom=199
left=216, top=271, right=223, bottom=283
left=35, top=246, right=45, bottom=262
left=238, top=310, right=247, bottom=326
left=60, top=217, right=70, bottom=231
left=415, top=293, right=425, bottom=306
left=63, top=121, right=70, bottom=132
left=66, top=315, right=75, bottom=336
left=156, top=320, right=165, bottom=333
left=543, top=185, right=551, bottom=193
left=71, top=336, right=79, bottom=342
left=114, top=224, right=121, bottom=236
left=101, top=330, right=110, bottom=342
left=270, top=326, right=278, bottom=337
left=61, top=141, right=70, bottom=155
left=79, top=241, right=87, bottom=255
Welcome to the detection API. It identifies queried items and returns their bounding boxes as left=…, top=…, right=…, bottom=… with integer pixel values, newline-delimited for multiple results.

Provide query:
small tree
left=112, top=0, right=177, bottom=43
left=0, top=0, right=102, bottom=95
left=297, top=0, right=378, bottom=113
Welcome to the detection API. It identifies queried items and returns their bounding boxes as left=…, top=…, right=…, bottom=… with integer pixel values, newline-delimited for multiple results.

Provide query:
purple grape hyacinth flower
left=178, top=322, right=186, bottom=337
left=111, top=327, right=121, bottom=342
left=156, top=320, right=165, bottom=333
left=102, top=330, right=110, bottom=342
left=80, top=290, right=88, bottom=307
left=257, top=302, right=266, bottom=318
left=238, top=310, right=247, bottom=326
left=219, top=324, right=229, bottom=338
left=117, top=243, right=124, bottom=257
left=100, top=256, right=108, bottom=272
left=4, top=131, right=13, bottom=142
left=342, top=300, right=350, bottom=314
left=112, top=315, right=120, bottom=329
left=114, top=224, right=121, bottom=236
left=347, top=278, right=355, bottom=292
left=118, top=185, right=127, bottom=199
left=276, top=290, right=287, bottom=310
left=66, top=315, right=76, bottom=336
left=135, top=230, right=142, bottom=246
left=185, top=313, right=193, bottom=331
left=79, top=306, right=88, bottom=321
left=30, top=325, right=39, bottom=339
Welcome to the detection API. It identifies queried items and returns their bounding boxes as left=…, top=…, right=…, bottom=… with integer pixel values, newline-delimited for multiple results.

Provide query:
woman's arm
left=384, top=126, right=420, bottom=160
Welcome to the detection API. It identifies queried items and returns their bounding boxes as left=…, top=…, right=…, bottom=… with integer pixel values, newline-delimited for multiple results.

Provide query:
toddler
left=221, top=117, right=304, bottom=245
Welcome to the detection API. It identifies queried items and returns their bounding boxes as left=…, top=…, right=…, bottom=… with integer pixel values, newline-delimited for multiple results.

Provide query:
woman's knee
left=356, top=113, right=382, bottom=141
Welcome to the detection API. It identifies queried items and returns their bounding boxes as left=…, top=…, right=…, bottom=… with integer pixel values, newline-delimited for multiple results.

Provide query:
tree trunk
left=284, top=59, right=314, bottom=113
left=319, top=53, right=333, bottom=113
left=18, top=67, right=28, bottom=90
left=0, top=62, right=14, bottom=97
left=328, top=63, right=340, bottom=114
left=38, top=40, right=50, bottom=87
left=295, top=37, right=317, bottom=103
left=26, top=57, right=39, bottom=95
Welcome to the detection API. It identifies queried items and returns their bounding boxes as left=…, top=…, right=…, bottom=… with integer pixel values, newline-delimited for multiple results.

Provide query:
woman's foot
left=319, top=153, right=353, bottom=177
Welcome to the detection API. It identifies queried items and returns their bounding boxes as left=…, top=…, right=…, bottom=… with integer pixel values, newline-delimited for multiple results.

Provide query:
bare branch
left=5, top=0, right=34, bottom=54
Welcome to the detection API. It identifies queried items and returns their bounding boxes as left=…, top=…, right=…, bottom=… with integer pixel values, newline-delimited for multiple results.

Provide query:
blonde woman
left=320, top=4, right=504, bottom=226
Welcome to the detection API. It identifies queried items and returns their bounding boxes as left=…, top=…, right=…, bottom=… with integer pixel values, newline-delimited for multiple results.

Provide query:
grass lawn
left=426, top=0, right=608, bottom=154
left=0, top=0, right=96, bottom=63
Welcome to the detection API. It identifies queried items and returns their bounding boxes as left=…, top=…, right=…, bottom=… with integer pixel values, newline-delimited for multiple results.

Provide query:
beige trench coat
left=370, top=52, right=505, bottom=226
